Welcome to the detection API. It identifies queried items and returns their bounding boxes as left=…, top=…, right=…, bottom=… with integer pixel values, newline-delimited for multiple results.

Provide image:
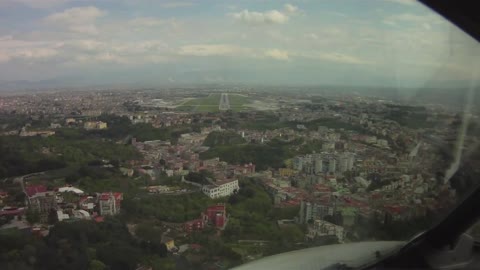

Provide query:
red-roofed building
left=25, top=185, right=57, bottom=223
left=184, top=219, right=204, bottom=233
left=98, top=192, right=122, bottom=216
left=0, top=207, right=25, bottom=217
left=94, top=216, right=105, bottom=223
left=184, top=204, right=228, bottom=233
left=25, top=185, right=47, bottom=197
left=204, top=204, right=226, bottom=229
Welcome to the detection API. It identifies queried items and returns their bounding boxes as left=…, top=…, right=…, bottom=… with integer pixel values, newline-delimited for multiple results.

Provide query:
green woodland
left=0, top=217, right=174, bottom=270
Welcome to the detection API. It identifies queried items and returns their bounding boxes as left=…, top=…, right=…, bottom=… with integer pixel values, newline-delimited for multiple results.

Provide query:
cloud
left=2, top=0, right=70, bottom=8
left=45, top=6, right=105, bottom=35
left=284, top=4, right=298, bottom=13
left=231, top=9, right=289, bottom=25
left=265, top=49, right=289, bottom=60
left=178, top=44, right=252, bottom=57
left=160, top=1, right=194, bottom=8
left=129, top=17, right=163, bottom=27
left=384, top=0, right=417, bottom=6
left=298, top=51, right=370, bottom=65
left=383, top=12, right=443, bottom=27
left=305, top=33, right=319, bottom=40
left=0, top=37, right=59, bottom=63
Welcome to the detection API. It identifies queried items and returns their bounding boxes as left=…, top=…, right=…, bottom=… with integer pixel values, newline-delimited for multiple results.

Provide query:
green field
left=176, top=93, right=250, bottom=112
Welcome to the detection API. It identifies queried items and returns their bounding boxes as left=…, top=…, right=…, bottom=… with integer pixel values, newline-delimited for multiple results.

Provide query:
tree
left=48, top=208, right=58, bottom=225
left=89, top=260, right=106, bottom=270
left=159, top=159, right=166, bottom=166
left=26, top=209, right=40, bottom=225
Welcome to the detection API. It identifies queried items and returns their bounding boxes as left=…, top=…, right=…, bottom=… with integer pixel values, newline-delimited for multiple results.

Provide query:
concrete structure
left=203, top=204, right=227, bottom=228
left=58, top=186, right=84, bottom=195
left=328, top=159, right=336, bottom=173
left=299, top=200, right=334, bottom=224
left=202, top=179, right=239, bottom=199
left=98, top=192, right=122, bottom=216
left=307, top=219, right=346, bottom=243
left=184, top=219, right=205, bottom=233
left=25, top=185, right=57, bottom=223
left=337, top=153, right=355, bottom=173
left=84, top=121, right=107, bottom=130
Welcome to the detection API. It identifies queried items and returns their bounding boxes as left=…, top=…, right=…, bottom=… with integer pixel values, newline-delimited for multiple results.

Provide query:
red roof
left=0, top=208, right=25, bottom=216
left=99, top=192, right=123, bottom=201
left=207, top=205, right=225, bottom=212
left=94, top=216, right=105, bottom=222
left=190, top=244, right=203, bottom=250
left=79, top=196, right=89, bottom=204
left=113, top=192, right=122, bottom=200
left=25, top=185, right=47, bottom=197
left=385, top=205, right=405, bottom=214
left=99, top=193, right=111, bottom=201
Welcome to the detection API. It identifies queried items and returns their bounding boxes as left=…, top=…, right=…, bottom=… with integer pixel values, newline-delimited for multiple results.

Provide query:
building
left=19, top=127, right=55, bottom=137
left=327, top=159, right=336, bottom=173
left=337, top=153, right=355, bottom=173
left=203, top=204, right=227, bottom=229
left=299, top=200, right=334, bottom=224
left=78, top=196, right=96, bottom=212
left=25, top=185, right=57, bottom=223
left=202, top=179, right=239, bottom=199
left=29, top=192, right=57, bottom=222
left=98, top=192, right=122, bottom=216
left=84, top=121, right=107, bottom=130
left=279, top=168, right=296, bottom=177
left=161, top=236, right=176, bottom=251
left=184, top=204, right=228, bottom=233
left=184, top=219, right=205, bottom=233
left=307, top=219, right=346, bottom=243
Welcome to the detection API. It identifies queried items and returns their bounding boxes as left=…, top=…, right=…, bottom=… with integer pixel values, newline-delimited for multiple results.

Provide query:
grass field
left=176, top=93, right=250, bottom=112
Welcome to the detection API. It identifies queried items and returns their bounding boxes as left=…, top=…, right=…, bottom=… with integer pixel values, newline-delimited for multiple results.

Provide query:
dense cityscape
left=1, top=86, right=477, bottom=270
left=1, top=0, right=479, bottom=269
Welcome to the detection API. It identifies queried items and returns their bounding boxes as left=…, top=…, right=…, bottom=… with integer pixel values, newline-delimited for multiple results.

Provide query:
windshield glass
left=0, top=1, right=479, bottom=270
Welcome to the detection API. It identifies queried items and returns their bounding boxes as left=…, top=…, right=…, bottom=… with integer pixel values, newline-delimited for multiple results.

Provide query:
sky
left=0, top=0, right=478, bottom=88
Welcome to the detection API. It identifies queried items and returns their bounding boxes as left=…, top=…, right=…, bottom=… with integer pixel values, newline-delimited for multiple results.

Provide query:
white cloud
left=305, top=33, right=319, bottom=40
left=384, top=0, right=417, bottom=6
left=265, top=49, right=289, bottom=60
left=298, top=51, right=370, bottom=65
left=231, top=9, right=289, bottom=25
left=69, top=39, right=104, bottom=51
left=383, top=12, right=444, bottom=27
left=0, top=37, right=60, bottom=62
left=178, top=44, right=252, bottom=57
left=284, top=4, right=298, bottom=13
left=16, top=48, right=58, bottom=59
left=45, top=6, right=105, bottom=35
left=160, top=1, right=194, bottom=8
left=129, top=17, right=163, bottom=27
left=2, top=0, right=70, bottom=8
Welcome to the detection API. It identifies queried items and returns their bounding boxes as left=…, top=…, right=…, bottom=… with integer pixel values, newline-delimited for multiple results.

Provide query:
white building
left=328, top=159, right=336, bottom=173
left=337, top=153, right=355, bottom=173
left=307, top=219, right=346, bottom=243
left=202, top=179, right=239, bottom=199
left=58, top=186, right=84, bottom=195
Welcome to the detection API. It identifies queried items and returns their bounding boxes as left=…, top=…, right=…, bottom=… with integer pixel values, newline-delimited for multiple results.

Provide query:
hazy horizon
left=0, top=0, right=478, bottom=89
